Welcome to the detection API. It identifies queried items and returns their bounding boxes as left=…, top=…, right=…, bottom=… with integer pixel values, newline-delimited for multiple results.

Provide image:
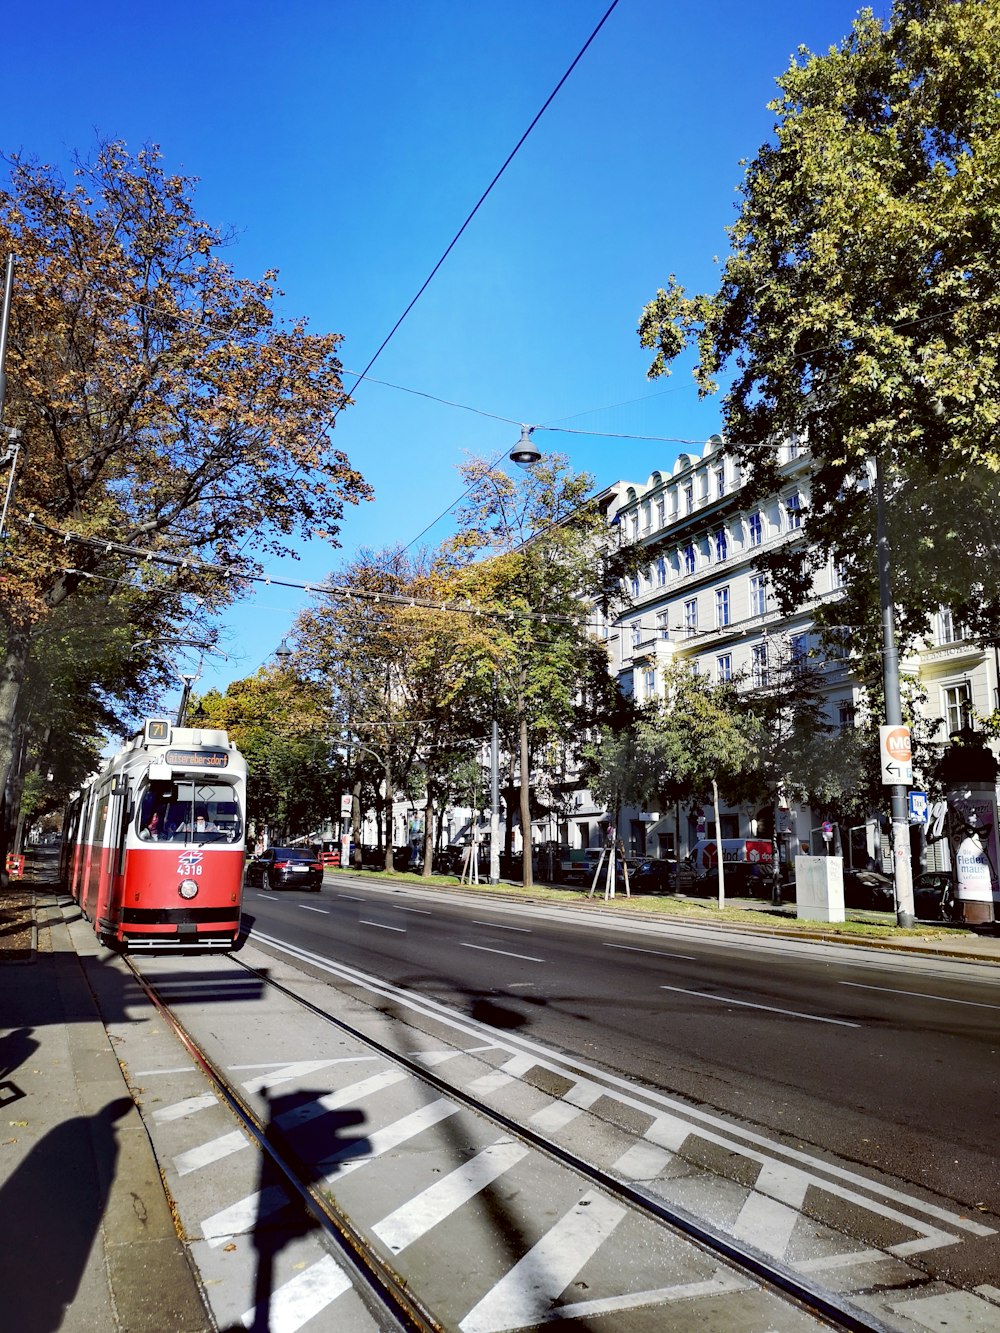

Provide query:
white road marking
left=459, top=1190, right=626, bottom=1333
left=660, top=984, right=860, bottom=1027
left=298, top=904, right=328, bottom=914
left=394, top=905, right=432, bottom=914
left=153, top=1092, right=217, bottom=1122
left=174, top=1129, right=249, bottom=1175
left=461, top=943, right=544, bottom=962
left=841, top=981, right=1000, bottom=1011
left=555, top=1272, right=754, bottom=1321
left=472, top=919, right=531, bottom=932
left=530, top=1082, right=601, bottom=1134
left=732, top=1161, right=809, bottom=1257
left=613, top=1140, right=674, bottom=1182
left=203, top=1183, right=290, bottom=1246
left=240, top=1254, right=352, bottom=1332
left=250, top=932, right=998, bottom=1241
left=605, top=942, right=696, bottom=960
left=276, top=1069, right=406, bottom=1131
left=240, top=1058, right=375, bottom=1093
left=133, top=1064, right=196, bottom=1076
left=360, top=919, right=406, bottom=932
left=889, top=1289, right=1000, bottom=1331
left=373, top=1138, right=528, bottom=1252
left=321, top=1097, right=459, bottom=1175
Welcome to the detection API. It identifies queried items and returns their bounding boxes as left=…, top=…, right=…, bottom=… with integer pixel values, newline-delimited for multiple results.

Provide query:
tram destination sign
left=164, top=748, right=229, bottom=769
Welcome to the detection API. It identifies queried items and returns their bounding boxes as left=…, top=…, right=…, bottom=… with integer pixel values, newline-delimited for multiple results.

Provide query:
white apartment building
left=565, top=436, right=1000, bottom=872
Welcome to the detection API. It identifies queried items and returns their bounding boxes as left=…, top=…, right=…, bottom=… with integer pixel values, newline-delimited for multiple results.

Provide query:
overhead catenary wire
left=22, top=514, right=593, bottom=626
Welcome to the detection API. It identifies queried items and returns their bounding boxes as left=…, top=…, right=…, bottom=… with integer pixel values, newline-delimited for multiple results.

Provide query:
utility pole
left=874, top=456, right=916, bottom=927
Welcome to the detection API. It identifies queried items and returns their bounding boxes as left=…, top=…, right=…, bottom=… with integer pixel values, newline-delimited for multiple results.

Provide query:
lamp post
left=505, top=426, right=543, bottom=888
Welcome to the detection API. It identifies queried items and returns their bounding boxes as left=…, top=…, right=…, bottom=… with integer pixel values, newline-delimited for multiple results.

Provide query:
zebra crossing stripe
left=529, top=1082, right=600, bottom=1134
left=240, top=1058, right=376, bottom=1093
left=321, top=1097, right=459, bottom=1175
left=153, top=1092, right=217, bottom=1122
left=732, top=1160, right=810, bottom=1258
left=203, top=1183, right=291, bottom=1246
left=459, top=1190, right=626, bottom=1333
left=274, top=1069, right=406, bottom=1130
left=240, top=1254, right=352, bottom=1332
left=174, top=1129, right=249, bottom=1176
left=373, top=1138, right=528, bottom=1253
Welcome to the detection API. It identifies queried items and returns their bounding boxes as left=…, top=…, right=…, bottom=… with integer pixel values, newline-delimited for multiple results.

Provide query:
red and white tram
left=63, top=718, right=248, bottom=950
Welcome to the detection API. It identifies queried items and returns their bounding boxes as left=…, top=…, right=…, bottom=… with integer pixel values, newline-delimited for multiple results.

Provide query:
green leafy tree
left=192, top=669, right=342, bottom=844
left=0, top=140, right=369, bottom=864
left=638, top=0, right=1000, bottom=651
left=445, top=454, right=611, bottom=888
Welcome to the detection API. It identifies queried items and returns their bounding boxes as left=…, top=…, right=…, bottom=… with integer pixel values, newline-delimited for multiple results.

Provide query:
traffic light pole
left=874, top=456, right=915, bottom=928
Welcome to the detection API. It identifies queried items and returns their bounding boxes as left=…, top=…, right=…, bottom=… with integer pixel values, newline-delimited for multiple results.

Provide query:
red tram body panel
left=63, top=719, right=248, bottom=950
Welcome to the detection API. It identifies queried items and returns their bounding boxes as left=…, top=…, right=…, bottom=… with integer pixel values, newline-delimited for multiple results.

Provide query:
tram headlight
left=178, top=879, right=199, bottom=900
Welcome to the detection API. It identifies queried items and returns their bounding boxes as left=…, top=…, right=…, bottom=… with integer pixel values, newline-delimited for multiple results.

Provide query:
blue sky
left=5, top=0, right=876, bottom=710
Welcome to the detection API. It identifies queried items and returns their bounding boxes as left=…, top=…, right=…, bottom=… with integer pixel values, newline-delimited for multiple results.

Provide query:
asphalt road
left=242, top=874, right=1000, bottom=1226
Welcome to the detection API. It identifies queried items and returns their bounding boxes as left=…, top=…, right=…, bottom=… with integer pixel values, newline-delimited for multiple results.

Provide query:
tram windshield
left=137, top=780, right=243, bottom=845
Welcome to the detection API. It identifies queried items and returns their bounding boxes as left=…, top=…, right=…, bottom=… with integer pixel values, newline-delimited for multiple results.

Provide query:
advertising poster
left=947, top=788, right=1000, bottom=905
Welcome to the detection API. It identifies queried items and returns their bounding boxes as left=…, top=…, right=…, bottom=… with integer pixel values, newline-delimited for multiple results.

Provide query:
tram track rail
left=124, top=948, right=895, bottom=1332
left=123, top=953, right=438, bottom=1333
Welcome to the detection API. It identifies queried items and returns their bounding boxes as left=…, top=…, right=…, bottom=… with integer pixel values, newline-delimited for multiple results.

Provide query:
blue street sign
left=908, top=791, right=929, bottom=824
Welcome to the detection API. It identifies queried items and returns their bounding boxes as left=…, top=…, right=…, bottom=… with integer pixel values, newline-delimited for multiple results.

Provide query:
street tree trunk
left=0, top=631, right=31, bottom=884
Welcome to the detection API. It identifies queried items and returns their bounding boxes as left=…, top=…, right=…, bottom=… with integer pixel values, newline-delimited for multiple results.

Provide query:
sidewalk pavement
left=2, top=860, right=1000, bottom=1332
left=0, top=868, right=211, bottom=1333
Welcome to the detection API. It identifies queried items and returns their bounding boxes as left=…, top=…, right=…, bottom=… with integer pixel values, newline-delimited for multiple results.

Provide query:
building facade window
left=714, top=528, right=728, bottom=561
left=838, top=700, right=856, bottom=731
left=643, top=667, right=656, bottom=697
left=832, top=559, right=846, bottom=589
left=717, top=653, right=732, bottom=682
left=752, top=641, right=769, bottom=688
left=655, top=555, right=667, bottom=586
left=684, top=598, right=698, bottom=636
left=715, top=467, right=725, bottom=499
left=656, top=610, right=670, bottom=640
left=630, top=574, right=640, bottom=599
left=656, top=497, right=666, bottom=527
left=683, top=543, right=696, bottom=575
left=748, top=511, right=763, bottom=546
left=749, top=574, right=767, bottom=616
left=715, top=586, right=730, bottom=628
left=684, top=484, right=694, bottom=514
left=786, top=493, right=802, bottom=529
left=789, top=632, right=808, bottom=668
left=944, top=682, right=972, bottom=734
left=939, top=608, right=963, bottom=644
left=630, top=621, right=641, bottom=650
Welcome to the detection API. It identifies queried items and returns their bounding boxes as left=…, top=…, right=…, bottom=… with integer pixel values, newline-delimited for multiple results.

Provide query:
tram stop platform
left=3, top=849, right=1000, bottom=1332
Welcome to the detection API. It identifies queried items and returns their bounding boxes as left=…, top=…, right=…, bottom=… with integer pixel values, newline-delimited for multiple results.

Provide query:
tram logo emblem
left=176, top=852, right=204, bottom=874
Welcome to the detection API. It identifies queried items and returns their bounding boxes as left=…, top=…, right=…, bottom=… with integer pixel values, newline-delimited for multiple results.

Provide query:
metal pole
left=875, top=455, right=915, bottom=927
left=489, top=715, right=500, bottom=883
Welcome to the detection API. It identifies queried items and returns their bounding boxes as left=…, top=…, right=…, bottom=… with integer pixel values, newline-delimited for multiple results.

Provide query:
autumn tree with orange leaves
left=0, top=142, right=370, bottom=858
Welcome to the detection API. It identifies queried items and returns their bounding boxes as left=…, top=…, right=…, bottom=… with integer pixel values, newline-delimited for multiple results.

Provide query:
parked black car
left=913, top=870, right=955, bottom=920
left=245, top=847, right=323, bottom=892
left=842, top=866, right=895, bottom=910
left=628, top=859, right=677, bottom=893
